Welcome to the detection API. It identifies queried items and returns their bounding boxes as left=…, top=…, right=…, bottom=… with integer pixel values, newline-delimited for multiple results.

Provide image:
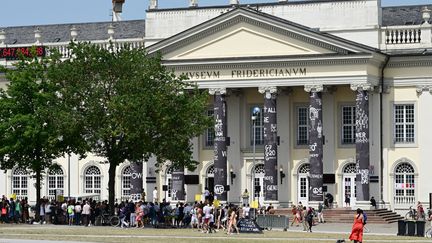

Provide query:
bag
left=363, top=212, right=367, bottom=225
left=1, top=208, right=6, bottom=215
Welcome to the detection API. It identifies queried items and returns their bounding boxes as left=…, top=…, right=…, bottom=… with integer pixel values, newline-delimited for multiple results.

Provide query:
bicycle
left=96, top=214, right=120, bottom=227
left=363, top=225, right=370, bottom=233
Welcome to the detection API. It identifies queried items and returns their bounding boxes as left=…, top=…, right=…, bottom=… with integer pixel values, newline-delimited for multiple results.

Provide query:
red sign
left=0, top=46, right=45, bottom=60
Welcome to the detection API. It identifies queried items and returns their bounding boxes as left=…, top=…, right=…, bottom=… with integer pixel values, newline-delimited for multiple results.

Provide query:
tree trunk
left=35, top=169, right=41, bottom=221
left=108, top=163, right=116, bottom=215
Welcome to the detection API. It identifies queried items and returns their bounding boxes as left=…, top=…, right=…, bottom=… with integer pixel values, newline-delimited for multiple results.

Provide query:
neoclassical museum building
left=1, top=0, right=432, bottom=213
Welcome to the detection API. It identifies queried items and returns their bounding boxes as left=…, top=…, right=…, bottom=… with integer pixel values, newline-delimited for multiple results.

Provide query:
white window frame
left=341, top=105, right=356, bottom=145
left=121, top=166, right=131, bottom=199
left=47, top=167, right=64, bottom=199
left=204, top=108, right=215, bottom=148
left=250, top=105, right=264, bottom=146
left=12, top=168, right=29, bottom=200
left=393, top=103, right=416, bottom=147
left=296, top=105, right=309, bottom=146
left=393, top=162, right=416, bottom=206
left=84, top=166, right=101, bottom=194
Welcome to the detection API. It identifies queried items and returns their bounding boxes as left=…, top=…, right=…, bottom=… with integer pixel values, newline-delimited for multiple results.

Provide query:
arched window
left=166, top=167, right=173, bottom=199
left=394, top=162, right=415, bottom=205
left=84, top=166, right=101, bottom=194
left=48, top=167, right=64, bottom=199
left=12, top=168, right=29, bottom=200
left=298, top=164, right=310, bottom=174
left=122, top=166, right=131, bottom=198
left=343, top=163, right=357, bottom=174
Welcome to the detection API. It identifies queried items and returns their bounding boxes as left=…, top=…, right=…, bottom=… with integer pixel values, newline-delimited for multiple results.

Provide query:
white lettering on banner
left=221, top=151, right=227, bottom=157
left=267, top=107, right=276, bottom=113
left=310, top=174, right=323, bottom=179
left=265, top=145, right=276, bottom=157
left=310, top=154, right=319, bottom=158
left=131, top=173, right=142, bottom=179
left=312, top=187, right=322, bottom=195
left=130, top=193, right=142, bottom=201
left=359, top=169, right=369, bottom=184
left=309, top=142, right=317, bottom=151
left=215, top=116, right=223, bottom=137
left=271, top=124, right=277, bottom=133
left=266, top=185, right=278, bottom=191
left=264, top=117, right=269, bottom=123
left=214, top=185, right=225, bottom=195
left=264, top=176, right=274, bottom=183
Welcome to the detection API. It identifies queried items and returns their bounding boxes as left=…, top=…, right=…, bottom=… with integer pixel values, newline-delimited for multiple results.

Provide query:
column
left=209, top=88, right=228, bottom=201
left=304, top=85, right=324, bottom=202
left=130, top=162, right=143, bottom=201
left=351, top=83, right=372, bottom=201
left=259, top=86, right=278, bottom=202
left=172, top=167, right=185, bottom=201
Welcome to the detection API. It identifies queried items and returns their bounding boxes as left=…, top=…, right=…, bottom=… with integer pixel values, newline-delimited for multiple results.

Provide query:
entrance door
left=343, top=176, right=356, bottom=208
left=252, top=164, right=265, bottom=206
left=298, top=175, right=309, bottom=205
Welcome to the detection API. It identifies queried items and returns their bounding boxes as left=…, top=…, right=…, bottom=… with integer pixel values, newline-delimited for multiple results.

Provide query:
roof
left=2, top=20, right=145, bottom=45
left=382, top=5, right=432, bottom=26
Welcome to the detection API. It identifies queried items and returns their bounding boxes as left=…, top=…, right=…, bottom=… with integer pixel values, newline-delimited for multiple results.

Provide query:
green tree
left=51, top=42, right=211, bottom=213
left=0, top=49, right=80, bottom=218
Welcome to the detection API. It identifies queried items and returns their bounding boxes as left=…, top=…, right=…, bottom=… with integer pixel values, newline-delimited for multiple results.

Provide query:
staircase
left=274, top=208, right=403, bottom=224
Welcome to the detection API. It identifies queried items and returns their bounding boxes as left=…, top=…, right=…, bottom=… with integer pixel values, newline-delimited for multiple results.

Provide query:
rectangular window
left=251, top=106, right=264, bottom=146
left=297, top=107, right=309, bottom=145
left=394, top=104, right=415, bottom=143
left=122, top=175, right=131, bottom=197
left=205, top=109, right=215, bottom=147
left=342, top=106, right=356, bottom=144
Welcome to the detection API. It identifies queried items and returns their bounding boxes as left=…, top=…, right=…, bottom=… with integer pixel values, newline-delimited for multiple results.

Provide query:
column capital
left=304, top=84, right=324, bottom=93
left=258, top=86, right=278, bottom=94
left=209, top=88, right=227, bottom=95
left=350, top=83, right=374, bottom=92
left=416, top=85, right=432, bottom=95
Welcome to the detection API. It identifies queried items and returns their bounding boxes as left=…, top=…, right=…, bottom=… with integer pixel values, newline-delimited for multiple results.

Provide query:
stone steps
left=273, top=208, right=403, bottom=224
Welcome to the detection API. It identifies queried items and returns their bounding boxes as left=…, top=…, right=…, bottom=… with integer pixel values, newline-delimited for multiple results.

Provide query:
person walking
left=302, top=206, right=309, bottom=232
left=226, top=206, right=239, bottom=235
left=349, top=208, right=364, bottom=243
left=306, top=207, right=314, bottom=232
left=317, top=202, right=325, bottom=223
left=152, top=187, right=158, bottom=203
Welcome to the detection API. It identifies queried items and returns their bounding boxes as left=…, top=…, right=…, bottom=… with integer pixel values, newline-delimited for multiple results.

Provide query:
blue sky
left=1, top=0, right=431, bottom=27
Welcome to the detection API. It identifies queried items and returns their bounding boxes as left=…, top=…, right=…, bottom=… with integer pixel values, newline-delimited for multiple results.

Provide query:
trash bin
left=407, top=220, right=416, bottom=236
left=416, top=220, right=426, bottom=237
left=397, top=220, right=406, bottom=236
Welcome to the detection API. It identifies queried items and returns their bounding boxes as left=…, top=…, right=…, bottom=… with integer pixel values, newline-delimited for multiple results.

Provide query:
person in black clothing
left=370, top=197, right=377, bottom=209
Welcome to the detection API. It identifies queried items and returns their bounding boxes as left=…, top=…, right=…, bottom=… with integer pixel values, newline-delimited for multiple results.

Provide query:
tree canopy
left=50, top=42, right=212, bottom=211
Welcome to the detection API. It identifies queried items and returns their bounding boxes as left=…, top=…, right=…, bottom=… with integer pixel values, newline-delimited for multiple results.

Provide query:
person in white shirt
left=74, top=202, right=82, bottom=225
left=152, top=187, right=158, bottom=203
left=202, top=203, right=213, bottom=232
left=82, top=201, right=91, bottom=226
left=243, top=204, right=250, bottom=219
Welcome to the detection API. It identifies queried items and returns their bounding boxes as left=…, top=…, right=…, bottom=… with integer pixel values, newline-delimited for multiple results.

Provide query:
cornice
left=387, top=56, right=432, bottom=68
left=415, top=85, right=432, bottom=95
left=258, top=86, right=278, bottom=94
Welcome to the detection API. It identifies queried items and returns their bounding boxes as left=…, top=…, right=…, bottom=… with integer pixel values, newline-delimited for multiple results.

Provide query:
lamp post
left=251, top=106, right=261, bottom=203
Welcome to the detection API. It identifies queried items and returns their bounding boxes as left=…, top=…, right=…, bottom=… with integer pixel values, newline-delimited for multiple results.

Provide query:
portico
left=148, top=7, right=386, bottom=207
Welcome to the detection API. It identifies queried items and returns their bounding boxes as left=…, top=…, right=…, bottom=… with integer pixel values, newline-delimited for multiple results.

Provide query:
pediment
left=148, top=7, right=377, bottom=61
left=166, top=24, right=333, bottom=60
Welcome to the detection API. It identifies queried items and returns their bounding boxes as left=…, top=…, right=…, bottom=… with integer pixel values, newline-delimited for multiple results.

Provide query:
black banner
left=237, top=218, right=263, bottom=233
left=308, top=91, right=324, bottom=201
left=355, top=90, right=370, bottom=201
left=213, top=93, right=227, bottom=201
left=263, top=91, right=278, bottom=201
left=172, top=167, right=185, bottom=201
left=130, top=162, right=143, bottom=201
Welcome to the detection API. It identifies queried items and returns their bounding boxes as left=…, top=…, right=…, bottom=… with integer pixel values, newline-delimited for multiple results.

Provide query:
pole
left=252, top=118, right=256, bottom=203
left=68, top=153, right=71, bottom=199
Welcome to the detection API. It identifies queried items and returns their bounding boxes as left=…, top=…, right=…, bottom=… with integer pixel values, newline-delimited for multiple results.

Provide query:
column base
left=264, top=200, right=280, bottom=209
left=355, top=201, right=373, bottom=210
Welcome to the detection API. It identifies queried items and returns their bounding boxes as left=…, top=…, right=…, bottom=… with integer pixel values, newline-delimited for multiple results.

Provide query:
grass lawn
left=0, top=225, right=423, bottom=243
